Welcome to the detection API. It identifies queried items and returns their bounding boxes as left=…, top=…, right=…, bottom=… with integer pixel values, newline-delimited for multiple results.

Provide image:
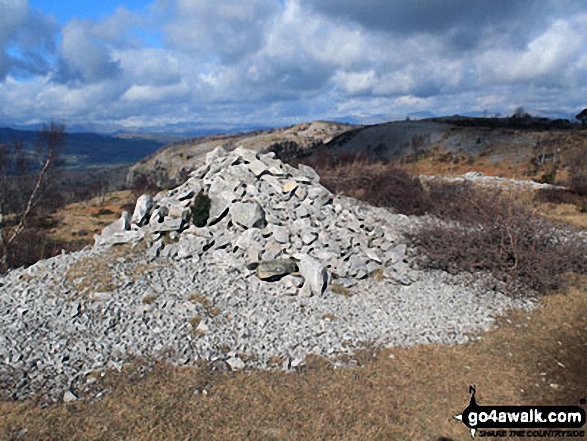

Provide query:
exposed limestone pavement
left=0, top=147, right=537, bottom=403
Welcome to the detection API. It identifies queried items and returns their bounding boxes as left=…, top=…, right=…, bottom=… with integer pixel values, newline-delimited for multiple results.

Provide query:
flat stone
left=63, top=390, right=78, bottom=403
left=282, top=179, right=298, bottom=193
left=296, top=163, right=320, bottom=183
left=260, top=174, right=283, bottom=193
left=385, top=244, right=406, bottom=264
left=261, top=239, right=285, bottom=261
left=207, top=196, right=233, bottom=225
left=307, top=186, right=332, bottom=206
left=177, top=236, right=211, bottom=258
left=252, top=259, right=299, bottom=281
left=148, top=239, right=164, bottom=259
left=247, top=158, right=269, bottom=177
left=149, top=217, right=185, bottom=233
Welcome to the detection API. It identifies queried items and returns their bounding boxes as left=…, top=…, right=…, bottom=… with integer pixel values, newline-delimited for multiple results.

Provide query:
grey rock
left=385, top=244, right=407, bottom=264
left=261, top=239, right=284, bottom=261
left=307, top=186, right=331, bottom=207
left=63, top=390, right=77, bottom=403
left=94, top=212, right=146, bottom=247
left=266, top=224, right=289, bottom=244
left=227, top=356, right=245, bottom=371
left=251, top=259, right=298, bottom=281
left=296, top=163, right=320, bottom=183
left=94, top=212, right=130, bottom=242
left=131, top=195, right=154, bottom=226
left=246, top=158, right=269, bottom=177
left=177, top=236, right=211, bottom=258
left=148, top=239, right=164, bottom=259
left=230, top=201, right=266, bottom=229
left=206, top=145, right=227, bottom=164
left=294, top=254, right=328, bottom=296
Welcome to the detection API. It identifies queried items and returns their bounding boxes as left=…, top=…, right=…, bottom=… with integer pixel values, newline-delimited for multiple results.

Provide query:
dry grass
left=1, top=278, right=585, bottom=441
left=539, top=202, right=587, bottom=230
left=47, top=190, right=135, bottom=246
left=400, top=152, right=526, bottom=180
left=64, top=242, right=152, bottom=298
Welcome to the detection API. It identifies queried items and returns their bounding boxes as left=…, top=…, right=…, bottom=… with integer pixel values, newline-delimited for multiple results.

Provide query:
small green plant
left=190, top=191, right=211, bottom=227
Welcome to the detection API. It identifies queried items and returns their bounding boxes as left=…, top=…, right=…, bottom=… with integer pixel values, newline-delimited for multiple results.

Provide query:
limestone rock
left=230, top=201, right=266, bottom=229
left=227, top=356, right=245, bottom=371
left=94, top=212, right=140, bottom=247
left=131, top=195, right=154, bottom=226
left=63, top=390, right=78, bottom=403
left=295, top=254, right=328, bottom=296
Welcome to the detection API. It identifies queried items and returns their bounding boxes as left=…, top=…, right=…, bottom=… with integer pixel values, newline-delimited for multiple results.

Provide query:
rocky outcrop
left=96, top=145, right=415, bottom=296
left=126, top=121, right=356, bottom=189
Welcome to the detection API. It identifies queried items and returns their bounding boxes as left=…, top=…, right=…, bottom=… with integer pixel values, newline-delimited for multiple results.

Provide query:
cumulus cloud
left=58, top=19, right=122, bottom=83
left=162, top=0, right=279, bottom=62
left=0, top=0, right=57, bottom=78
left=1, top=0, right=587, bottom=130
left=477, top=17, right=587, bottom=85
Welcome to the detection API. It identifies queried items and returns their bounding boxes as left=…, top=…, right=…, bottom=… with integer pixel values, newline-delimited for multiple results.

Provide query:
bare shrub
left=309, top=160, right=431, bottom=216
left=534, top=188, right=585, bottom=206
left=0, top=226, right=81, bottom=270
left=408, top=185, right=587, bottom=295
left=568, top=145, right=587, bottom=196
left=130, top=171, right=161, bottom=198
left=0, top=121, right=66, bottom=272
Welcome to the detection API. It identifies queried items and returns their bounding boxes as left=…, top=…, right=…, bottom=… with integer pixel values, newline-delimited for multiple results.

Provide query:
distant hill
left=315, top=116, right=580, bottom=164
left=127, top=120, right=357, bottom=188
left=0, top=127, right=166, bottom=169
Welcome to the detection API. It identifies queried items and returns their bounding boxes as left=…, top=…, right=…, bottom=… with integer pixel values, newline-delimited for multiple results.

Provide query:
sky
left=1, top=0, right=587, bottom=132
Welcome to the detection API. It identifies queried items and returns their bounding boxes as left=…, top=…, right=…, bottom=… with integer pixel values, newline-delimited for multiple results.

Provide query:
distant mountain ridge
left=0, top=127, right=166, bottom=169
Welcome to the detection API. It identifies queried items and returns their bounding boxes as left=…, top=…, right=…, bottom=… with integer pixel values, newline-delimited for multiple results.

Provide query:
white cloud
left=59, top=19, right=122, bottom=82
left=1, top=0, right=587, bottom=131
left=162, top=0, right=279, bottom=62
left=0, top=0, right=57, bottom=78
left=121, top=81, right=190, bottom=104
left=477, top=17, right=587, bottom=84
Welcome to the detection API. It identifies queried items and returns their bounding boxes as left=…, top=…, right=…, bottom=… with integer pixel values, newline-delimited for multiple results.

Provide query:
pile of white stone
left=0, top=147, right=538, bottom=403
left=95, top=146, right=416, bottom=295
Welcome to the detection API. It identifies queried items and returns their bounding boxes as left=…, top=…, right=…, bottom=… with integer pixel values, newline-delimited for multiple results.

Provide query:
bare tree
left=0, top=121, right=65, bottom=272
